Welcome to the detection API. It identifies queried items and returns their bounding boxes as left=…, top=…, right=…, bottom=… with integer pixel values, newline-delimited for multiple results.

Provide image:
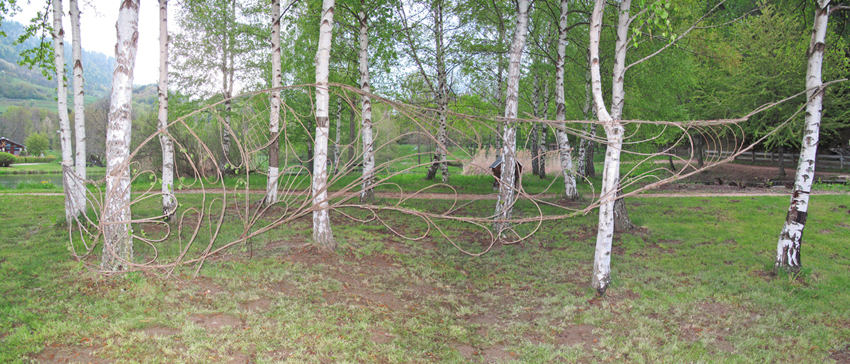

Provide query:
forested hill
left=0, top=20, right=114, bottom=104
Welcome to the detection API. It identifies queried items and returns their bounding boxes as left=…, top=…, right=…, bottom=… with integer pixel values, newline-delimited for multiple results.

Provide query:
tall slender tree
left=554, top=0, right=578, bottom=199
left=588, top=0, right=622, bottom=295
left=265, top=0, right=282, bottom=206
left=102, top=0, right=139, bottom=271
left=69, top=0, right=85, bottom=217
left=51, top=0, right=76, bottom=222
left=358, top=0, right=375, bottom=203
left=423, top=0, right=450, bottom=183
left=312, top=0, right=336, bottom=250
left=776, top=0, right=832, bottom=273
left=494, top=0, right=529, bottom=234
left=158, top=0, right=176, bottom=218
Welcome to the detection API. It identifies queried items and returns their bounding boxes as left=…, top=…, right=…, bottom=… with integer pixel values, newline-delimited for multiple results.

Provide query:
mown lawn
left=0, top=193, right=848, bottom=363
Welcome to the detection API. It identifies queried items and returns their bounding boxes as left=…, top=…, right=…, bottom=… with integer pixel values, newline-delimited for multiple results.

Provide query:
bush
left=14, top=156, right=58, bottom=164
left=0, top=152, right=15, bottom=167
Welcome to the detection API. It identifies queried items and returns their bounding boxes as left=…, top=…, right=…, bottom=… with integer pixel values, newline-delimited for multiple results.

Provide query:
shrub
left=14, top=156, right=58, bottom=164
left=0, top=152, right=15, bottom=167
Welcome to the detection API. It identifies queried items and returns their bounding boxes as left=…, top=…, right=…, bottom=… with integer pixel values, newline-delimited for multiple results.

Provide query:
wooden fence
left=705, top=150, right=848, bottom=170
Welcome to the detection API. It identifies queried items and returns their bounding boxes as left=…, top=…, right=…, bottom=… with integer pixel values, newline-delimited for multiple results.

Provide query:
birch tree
left=358, top=0, right=375, bottom=203
left=158, top=0, right=176, bottom=218
left=588, top=0, right=622, bottom=295
left=171, top=0, right=264, bottom=174
left=776, top=0, right=832, bottom=273
left=102, top=0, right=139, bottom=271
left=312, top=0, right=336, bottom=250
left=265, top=0, right=281, bottom=206
left=51, top=0, right=76, bottom=222
left=68, top=0, right=85, bottom=217
left=494, top=0, right=529, bottom=233
left=396, top=0, right=450, bottom=182
left=554, top=0, right=578, bottom=199
left=423, top=0, right=449, bottom=183
left=609, top=0, right=636, bottom=232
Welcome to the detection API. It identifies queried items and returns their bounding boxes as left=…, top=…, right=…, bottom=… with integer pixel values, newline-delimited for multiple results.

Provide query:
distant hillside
left=0, top=20, right=115, bottom=108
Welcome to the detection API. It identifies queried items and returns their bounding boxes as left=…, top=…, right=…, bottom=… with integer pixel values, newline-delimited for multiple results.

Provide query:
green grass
left=0, top=193, right=848, bottom=363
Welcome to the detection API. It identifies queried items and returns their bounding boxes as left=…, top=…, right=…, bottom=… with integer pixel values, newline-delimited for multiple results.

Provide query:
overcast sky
left=12, top=0, right=175, bottom=85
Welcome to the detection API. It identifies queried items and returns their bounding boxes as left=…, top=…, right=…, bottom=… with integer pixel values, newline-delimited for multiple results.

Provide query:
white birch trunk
left=776, top=0, right=830, bottom=273
left=531, top=73, right=540, bottom=176
left=576, top=51, right=592, bottom=177
left=102, top=0, right=139, bottom=271
left=312, top=0, right=335, bottom=250
left=556, top=0, right=578, bottom=199
left=540, top=80, right=549, bottom=179
left=69, top=0, right=86, bottom=217
left=333, top=96, right=341, bottom=174
left=158, top=0, right=176, bottom=218
left=265, top=0, right=281, bottom=206
left=610, top=0, right=635, bottom=232
left=590, top=0, right=623, bottom=295
left=426, top=2, right=449, bottom=183
left=52, top=0, right=75, bottom=222
left=495, top=0, right=529, bottom=233
left=359, top=5, right=375, bottom=203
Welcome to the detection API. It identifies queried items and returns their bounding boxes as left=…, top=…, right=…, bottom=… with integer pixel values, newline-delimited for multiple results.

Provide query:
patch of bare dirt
left=189, top=313, right=242, bottom=331
left=830, top=343, right=850, bottom=364
left=32, top=343, right=111, bottom=364
left=555, top=324, right=598, bottom=351
left=141, top=326, right=181, bottom=337
left=456, top=344, right=515, bottom=363
left=242, top=298, right=271, bottom=312
left=370, top=329, right=394, bottom=344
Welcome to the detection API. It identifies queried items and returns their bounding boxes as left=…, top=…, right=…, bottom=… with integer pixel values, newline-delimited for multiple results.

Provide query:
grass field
left=0, top=192, right=848, bottom=363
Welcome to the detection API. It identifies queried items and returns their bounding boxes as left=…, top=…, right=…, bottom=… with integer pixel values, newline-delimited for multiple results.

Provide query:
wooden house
left=0, top=137, right=26, bottom=156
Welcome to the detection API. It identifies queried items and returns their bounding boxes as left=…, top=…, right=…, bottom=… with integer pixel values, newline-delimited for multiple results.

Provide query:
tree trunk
left=777, top=0, right=830, bottom=273
left=359, top=3, right=375, bottom=204
left=425, top=1, right=449, bottom=183
left=778, top=146, right=787, bottom=177
left=347, top=101, right=356, bottom=165
left=494, top=0, right=529, bottom=234
left=584, top=124, right=597, bottom=177
left=694, top=134, right=704, bottom=168
left=307, top=116, right=314, bottom=174
left=102, top=0, right=139, bottom=272
left=311, top=0, right=336, bottom=250
left=608, top=0, right=635, bottom=232
left=265, top=0, right=281, bottom=206
left=613, top=195, right=635, bottom=231
left=158, top=0, right=176, bottom=217
left=668, top=154, right=676, bottom=173
left=69, top=0, right=86, bottom=218
left=52, top=0, right=76, bottom=223
left=576, top=51, right=592, bottom=177
left=555, top=0, right=578, bottom=199
left=589, top=0, right=624, bottom=295
left=531, top=72, right=540, bottom=177
left=540, top=80, right=549, bottom=179
left=333, top=95, right=341, bottom=174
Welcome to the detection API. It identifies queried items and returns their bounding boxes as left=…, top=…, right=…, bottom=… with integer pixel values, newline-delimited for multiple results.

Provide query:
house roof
left=0, top=137, right=25, bottom=147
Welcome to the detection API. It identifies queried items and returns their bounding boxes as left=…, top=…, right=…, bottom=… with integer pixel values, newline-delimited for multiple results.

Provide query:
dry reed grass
left=462, top=147, right=564, bottom=176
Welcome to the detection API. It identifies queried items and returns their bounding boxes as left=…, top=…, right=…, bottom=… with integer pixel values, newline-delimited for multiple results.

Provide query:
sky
left=12, top=0, right=176, bottom=85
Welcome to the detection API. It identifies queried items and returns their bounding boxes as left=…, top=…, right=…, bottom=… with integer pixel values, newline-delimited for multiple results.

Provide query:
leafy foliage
left=0, top=151, right=14, bottom=166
